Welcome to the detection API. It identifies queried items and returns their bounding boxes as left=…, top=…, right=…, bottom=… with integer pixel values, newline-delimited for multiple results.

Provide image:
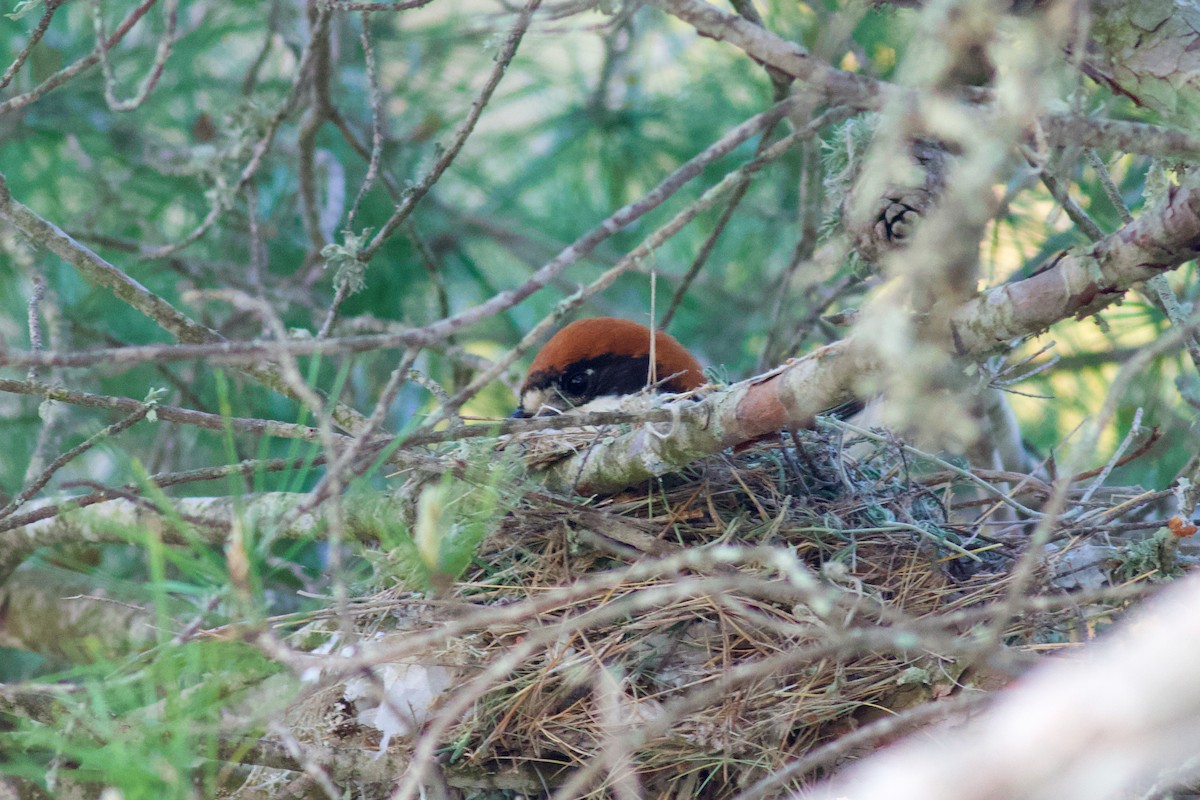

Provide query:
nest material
left=450, top=436, right=991, bottom=787
left=292, top=427, right=1162, bottom=799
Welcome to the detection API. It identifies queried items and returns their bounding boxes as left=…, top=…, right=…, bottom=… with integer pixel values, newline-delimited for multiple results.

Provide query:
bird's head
left=513, top=317, right=705, bottom=418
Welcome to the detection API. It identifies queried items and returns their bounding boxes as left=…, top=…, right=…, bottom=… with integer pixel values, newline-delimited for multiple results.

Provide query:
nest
left=287, top=426, right=1168, bottom=799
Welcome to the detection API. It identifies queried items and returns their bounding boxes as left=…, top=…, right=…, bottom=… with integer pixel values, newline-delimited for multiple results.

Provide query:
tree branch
left=949, top=174, right=1200, bottom=355
left=653, top=0, right=1200, bottom=160
left=546, top=173, right=1200, bottom=494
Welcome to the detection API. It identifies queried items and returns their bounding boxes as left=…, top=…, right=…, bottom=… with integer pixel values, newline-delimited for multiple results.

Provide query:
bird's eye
left=563, top=370, right=591, bottom=395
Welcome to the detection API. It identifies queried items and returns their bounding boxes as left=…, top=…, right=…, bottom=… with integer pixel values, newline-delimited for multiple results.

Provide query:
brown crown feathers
left=514, top=318, right=706, bottom=418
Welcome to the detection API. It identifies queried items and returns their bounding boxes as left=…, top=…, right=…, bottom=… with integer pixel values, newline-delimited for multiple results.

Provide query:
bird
left=512, top=317, right=706, bottom=419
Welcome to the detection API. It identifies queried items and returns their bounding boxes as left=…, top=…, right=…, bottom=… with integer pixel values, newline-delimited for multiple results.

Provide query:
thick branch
left=543, top=340, right=873, bottom=494
left=0, top=566, right=161, bottom=659
left=547, top=176, right=1200, bottom=494
left=950, top=176, right=1200, bottom=355
left=654, top=0, right=1200, bottom=160
left=648, top=0, right=883, bottom=108
left=0, top=491, right=404, bottom=584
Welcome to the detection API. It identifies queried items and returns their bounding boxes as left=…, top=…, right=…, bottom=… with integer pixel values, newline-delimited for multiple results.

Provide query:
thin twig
left=330, top=108, right=405, bottom=201
left=347, top=11, right=386, bottom=229
left=1075, top=408, right=1142, bottom=511
left=320, top=0, right=435, bottom=10
left=362, top=0, right=543, bottom=259
left=25, top=275, right=47, bottom=383
left=0, top=170, right=221, bottom=345
left=297, top=0, right=336, bottom=256
left=1033, top=149, right=1105, bottom=241
left=240, top=0, right=282, bottom=96
left=92, top=0, right=179, bottom=111
left=0, top=0, right=162, bottom=116
left=139, top=6, right=333, bottom=259
left=246, top=184, right=267, bottom=293
left=1086, top=149, right=1134, bottom=225
left=659, top=0, right=797, bottom=330
left=660, top=118, right=787, bottom=330
left=757, top=142, right=831, bottom=371
left=2, top=123, right=802, bottom=377
left=0, top=399, right=159, bottom=520
left=1, top=0, right=62, bottom=91
left=982, top=318, right=1196, bottom=656
left=283, top=348, right=420, bottom=524
left=0, top=378, right=333, bottom=443
left=0, top=100, right=806, bottom=374
left=0, top=171, right=375, bottom=435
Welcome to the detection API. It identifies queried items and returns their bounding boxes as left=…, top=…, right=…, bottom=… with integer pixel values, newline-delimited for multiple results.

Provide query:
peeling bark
left=950, top=173, right=1200, bottom=355
left=1087, top=0, right=1200, bottom=118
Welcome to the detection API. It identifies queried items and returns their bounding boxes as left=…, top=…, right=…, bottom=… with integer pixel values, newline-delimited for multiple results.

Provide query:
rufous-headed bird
left=513, top=317, right=706, bottom=419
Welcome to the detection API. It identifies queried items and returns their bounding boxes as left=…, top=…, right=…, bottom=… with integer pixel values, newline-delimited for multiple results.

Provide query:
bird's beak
left=510, top=407, right=528, bottom=419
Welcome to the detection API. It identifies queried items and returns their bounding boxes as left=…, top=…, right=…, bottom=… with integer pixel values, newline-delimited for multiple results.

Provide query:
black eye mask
left=551, top=353, right=653, bottom=405
left=517, top=352, right=689, bottom=417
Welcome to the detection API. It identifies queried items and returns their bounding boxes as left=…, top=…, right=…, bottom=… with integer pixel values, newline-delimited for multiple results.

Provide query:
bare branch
left=346, top=11, right=386, bottom=230
left=24, top=275, right=46, bottom=383
left=647, top=0, right=883, bottom=109
left=139, top=6, right=333, bottom=260
left=320, top=0, right=435, bottom=10
left=0, top=99, right=807, bottom=375
left=0, top=172, right=221, bottom=345
left=297, top=0, right=337, bottom=256
left=0, top=172, right=377, bottom=435
left=1038, top=113, right=1200, bottom=160
left=0, top=379, right=329, bottom=442
left=0, top=398, right=158, bottom=520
